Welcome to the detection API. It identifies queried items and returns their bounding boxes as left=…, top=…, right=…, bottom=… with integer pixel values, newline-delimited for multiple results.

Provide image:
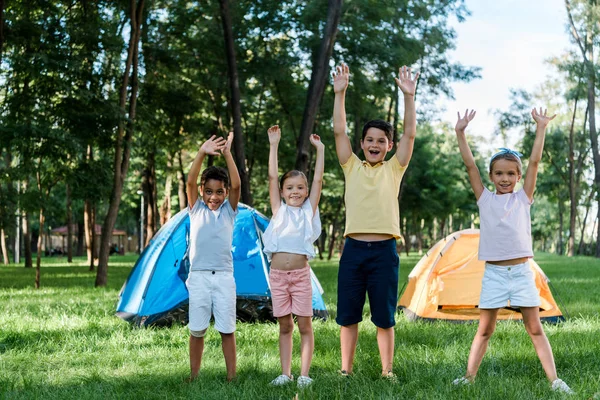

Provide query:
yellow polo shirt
left=341, top=153, right=406, bottom=238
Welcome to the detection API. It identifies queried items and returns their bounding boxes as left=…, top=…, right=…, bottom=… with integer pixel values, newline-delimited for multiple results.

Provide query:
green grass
left=1, top=253, right=599, bottom=399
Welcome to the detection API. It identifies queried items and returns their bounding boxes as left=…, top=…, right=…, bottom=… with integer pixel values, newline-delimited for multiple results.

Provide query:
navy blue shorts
left=336, top=237, right=399, bottom=328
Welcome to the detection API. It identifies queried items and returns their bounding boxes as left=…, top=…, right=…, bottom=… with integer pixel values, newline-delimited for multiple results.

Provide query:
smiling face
left=200, top=178, right=228, bottom=210
left=280, top=175, right=309, bottom=207
left=489, top=158, right=522, bottom=195
left=360, top=127, right=394, bottom=165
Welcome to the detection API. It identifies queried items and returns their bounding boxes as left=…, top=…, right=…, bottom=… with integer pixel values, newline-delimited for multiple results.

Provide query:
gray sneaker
left=270, top=374, right=293, bottom=386
left=452, top=376, right=472, bottom=386
left=297, top=375, right=313, bottom=388
left=551, top=379, right=574, bottom=395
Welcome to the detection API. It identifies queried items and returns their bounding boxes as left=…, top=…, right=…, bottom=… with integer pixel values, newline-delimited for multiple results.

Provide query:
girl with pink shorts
left=262, top=125, right=324, bottom=389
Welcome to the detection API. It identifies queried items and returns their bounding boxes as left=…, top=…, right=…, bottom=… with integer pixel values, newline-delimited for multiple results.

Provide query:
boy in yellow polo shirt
left=332, top=64, right=419, bottom=380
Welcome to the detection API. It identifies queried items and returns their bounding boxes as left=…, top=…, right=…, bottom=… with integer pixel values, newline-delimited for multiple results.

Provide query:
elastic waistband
left=345, top=237, right=396, bottom=248
left=189, top=269, right=232, bottom=275
left=484, top=261, right=529, bottom=270
left=270, top=265, right=309, bottom=275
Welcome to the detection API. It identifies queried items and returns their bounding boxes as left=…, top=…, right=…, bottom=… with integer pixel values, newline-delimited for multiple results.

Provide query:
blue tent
left=116, top=204, right=328, bottom=327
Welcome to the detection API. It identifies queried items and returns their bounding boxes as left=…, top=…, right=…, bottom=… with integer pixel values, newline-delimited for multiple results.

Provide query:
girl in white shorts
left=453, top=108, right=572, bottom=394
left=262, top=125, right=324, bottom=389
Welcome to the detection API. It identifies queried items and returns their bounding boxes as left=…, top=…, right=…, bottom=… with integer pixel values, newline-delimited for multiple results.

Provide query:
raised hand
left=531, top=107, right=556, bottom=127
left=267, top=125, right=281, bottom=145
left=333, top=64, right=350, bottom=94
left=394, top=66, right=420, bottom=96
left=309, top=134, right=324, bottom=151
left=222, top=131, right=234, bottom=156
left=200, top=135, right=226, bottom=156
left=455, top=109, right=476, bottom=132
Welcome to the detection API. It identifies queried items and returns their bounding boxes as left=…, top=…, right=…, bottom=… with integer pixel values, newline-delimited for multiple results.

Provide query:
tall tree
left=96, top=0, right=146, bottom=287
left=295, top=0, right=343, bottom=174
left=218, top=0, right=252, bottom=205
left=565, top=0, right=599, bottom=255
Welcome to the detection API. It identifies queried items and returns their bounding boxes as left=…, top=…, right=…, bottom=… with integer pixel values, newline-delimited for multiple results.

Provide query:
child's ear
left=387, top=140, right=394, bottom=151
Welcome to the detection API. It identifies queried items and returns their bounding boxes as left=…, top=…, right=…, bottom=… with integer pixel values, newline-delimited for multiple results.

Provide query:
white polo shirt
left=189, top=199, right=238, bottom=272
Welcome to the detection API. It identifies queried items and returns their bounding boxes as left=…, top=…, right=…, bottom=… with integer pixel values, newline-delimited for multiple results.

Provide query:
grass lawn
left=1, top=252, right=599, bottom=399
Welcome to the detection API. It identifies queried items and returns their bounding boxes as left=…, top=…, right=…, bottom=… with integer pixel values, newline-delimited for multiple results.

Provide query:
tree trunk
left=327, top=219, right=339, bottom=260
left=159, top=154, right=173, bottom=225
left=1, top=228, right=7, bottom=264
left=35, top=209, right=45, bottom=289
left=578, top=188, right=595, bottom=254
left=76, top=220, right=84, bottom=257
left=567, top=96, right=578, bottom=256
left=294, top=0, right=343, bottom=174
left=142, top=150, right=157, bottom=244
left=84, top=199, right=95, bottom=270
left=218, top=0, right=252, bottom=205
left=22, top=180, right=32, bottom=268
left=177, top=151, right=187, bottom=210
left=96, top=0, right=145, bottom=287
left=558, top=201, right=564, bottom=255
left=66, top=183, right=73, bottom=262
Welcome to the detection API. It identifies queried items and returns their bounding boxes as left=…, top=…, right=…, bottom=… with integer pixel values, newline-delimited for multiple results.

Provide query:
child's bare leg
left=377, top=327, right=394, bottom=374
left=297, top=316, right=314, bottom=377
left=521, top=307, right=558, bottom=382
left=340, top=324, right=358, bottom=373
left=278, top=314, right=294, bottom=377
left=189, top=334, right=205, bottom=381
left=220, top=332, right=236, bottom=381
left=465, top=308, right=499, bottom=379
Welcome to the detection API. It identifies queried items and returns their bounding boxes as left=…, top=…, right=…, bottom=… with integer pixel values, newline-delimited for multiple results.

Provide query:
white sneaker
left=270, top=374, right=293, bottom=386
left=452, top=376, right=472, bottom=386
left=551, top=379, right=574, bottom=394
left=297, top=375, right=313, bottom=388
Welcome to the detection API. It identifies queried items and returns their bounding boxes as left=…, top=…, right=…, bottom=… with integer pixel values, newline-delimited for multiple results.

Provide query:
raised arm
left=394, top=66, right=420, bottom=167
left=186, top=135, right=226, bottom=209
left=523, top=107, right=556, bottom=201
left=222, top=131, right=241, bottom=211
left=308, top=134, right=325, bottom=215
left=332, top=64, right=353, bottom=165
left=267, top=125, right=282, bottom=216
left=455, top=110, right=484, bottom=200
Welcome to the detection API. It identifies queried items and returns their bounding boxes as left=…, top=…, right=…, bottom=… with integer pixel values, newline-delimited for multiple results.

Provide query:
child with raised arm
left=331, top=64, right=419, bottom=380
left=453, top=109, right=573, bottom=394
left=185, top=132, right=241, bottom=382
left=262, top=125, right=324, bottom=389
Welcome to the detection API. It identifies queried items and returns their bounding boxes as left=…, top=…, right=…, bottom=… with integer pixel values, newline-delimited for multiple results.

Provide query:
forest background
left=0, top=0, right=599, bottom=288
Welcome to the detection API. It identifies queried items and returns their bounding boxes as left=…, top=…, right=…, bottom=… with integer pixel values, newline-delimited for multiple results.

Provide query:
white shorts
left=479, top=262, right=541, bottom=309
left=186, top=270, right=236, bottom=334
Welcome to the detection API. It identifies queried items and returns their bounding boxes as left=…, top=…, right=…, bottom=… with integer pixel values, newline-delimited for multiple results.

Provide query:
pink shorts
left=269, top=266, right=313, bottom=318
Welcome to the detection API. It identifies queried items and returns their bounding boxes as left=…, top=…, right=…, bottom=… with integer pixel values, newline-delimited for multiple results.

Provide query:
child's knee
left=190, top=328, right=207, bottom=338
left=477, top=324, right=496, bottom=338
left=525, top=321, right=544, bottom=337
left=278, top=316, right=294, bottom=334
left=297, top=317, right=313, bottom=335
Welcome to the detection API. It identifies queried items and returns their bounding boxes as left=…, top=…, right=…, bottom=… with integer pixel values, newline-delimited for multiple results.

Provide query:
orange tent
left=398, top=229, right=565, bottom=323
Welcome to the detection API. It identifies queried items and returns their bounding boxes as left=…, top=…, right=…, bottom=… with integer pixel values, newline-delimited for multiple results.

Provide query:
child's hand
left=394, top=66, right=419, bottom=96
left=455, top=109, right=476, bottom=132
left=221, top=131, right=233, bottom=156
left=531, top=107, right=556, bottom=127
left=309, top=134, right=324, bottom=151
left=267, top=125, right=281, bottom=145
left=200, top=135, right=226, bottom=155
left=333, top=64, right=349, bottom=93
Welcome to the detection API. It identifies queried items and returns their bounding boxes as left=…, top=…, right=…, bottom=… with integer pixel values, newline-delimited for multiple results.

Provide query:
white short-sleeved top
left=262, top=200, right=321, bottom=261
left=188, top=199, right=238, bottom=272
left=477, top=188, right=533, bottom=261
